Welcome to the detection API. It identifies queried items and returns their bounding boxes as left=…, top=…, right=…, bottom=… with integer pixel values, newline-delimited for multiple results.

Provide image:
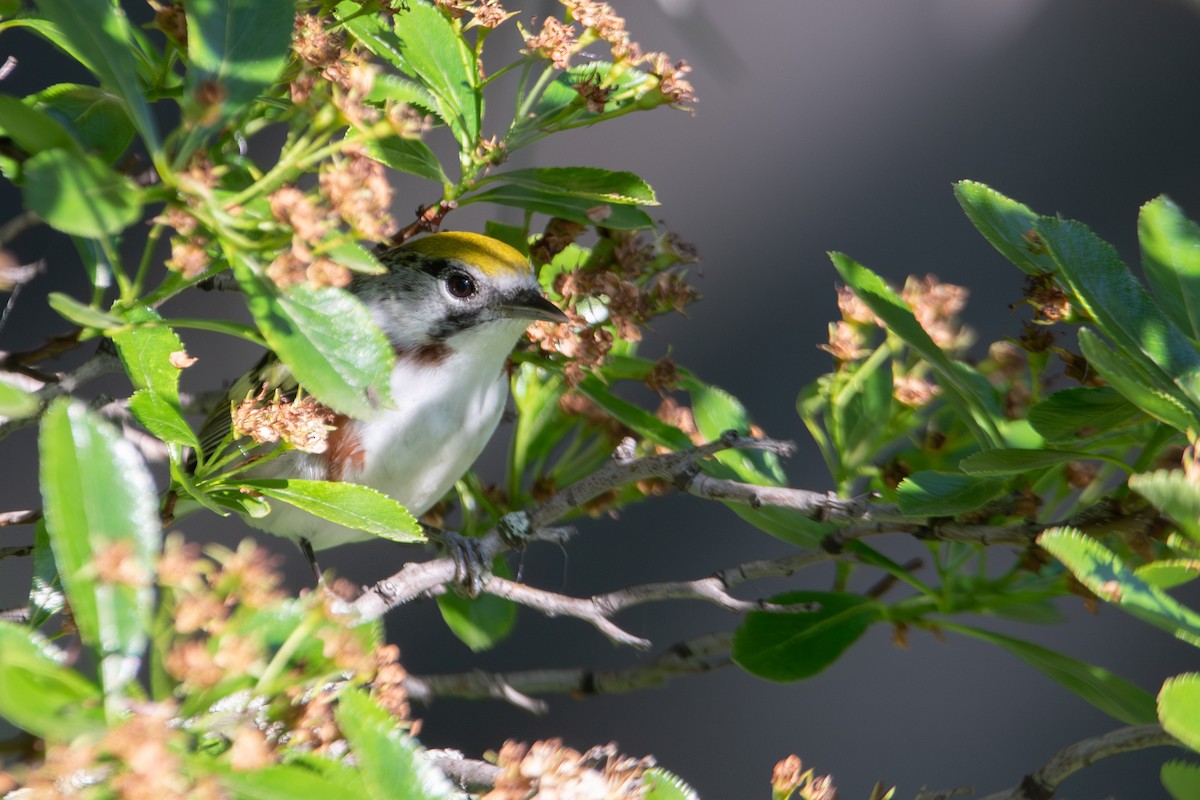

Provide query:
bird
left=191, top=231, right=568, bottom=575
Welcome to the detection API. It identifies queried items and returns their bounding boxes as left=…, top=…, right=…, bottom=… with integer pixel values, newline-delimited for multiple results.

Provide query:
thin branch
left=342, top=432, right=1158, bottom=626
left=404, top=632, right=734, bottom=708
left=0, top=210, right=41, bottom=246
left=977, top=724, right=1181, bottom=800
left=425, top=750, right=504, bottom=794
left=0, top=347, right=122, bottom=442
left=0, top=509, right=40, bottom=528
left=0, top=327, right=84, bottom=375
left=345, top=433, right=802, bottom=620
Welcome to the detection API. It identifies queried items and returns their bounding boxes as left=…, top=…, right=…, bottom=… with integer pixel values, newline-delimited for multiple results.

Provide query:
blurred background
left=5, top=0, right=1200, bottom=796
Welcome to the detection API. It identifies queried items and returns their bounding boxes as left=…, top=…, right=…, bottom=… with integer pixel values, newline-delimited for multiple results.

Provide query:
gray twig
left=976, top=724, right=1181, bottom=800
left=404, top=631, right=733, bottom=707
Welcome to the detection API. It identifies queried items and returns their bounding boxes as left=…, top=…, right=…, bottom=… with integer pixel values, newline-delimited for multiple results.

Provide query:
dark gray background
left=4, top=0, right=1200, bottom=797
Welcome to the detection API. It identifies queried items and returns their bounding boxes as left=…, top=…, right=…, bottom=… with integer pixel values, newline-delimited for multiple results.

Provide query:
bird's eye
left=445, top=271, right=476, bottom=299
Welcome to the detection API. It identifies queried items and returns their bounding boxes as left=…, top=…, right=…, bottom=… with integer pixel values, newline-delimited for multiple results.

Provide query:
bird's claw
left=430, top=529, right=489, bottom=597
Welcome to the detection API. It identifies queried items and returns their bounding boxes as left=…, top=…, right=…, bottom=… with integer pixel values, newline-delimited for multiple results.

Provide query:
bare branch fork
left=344, top=432, right=846, bottom=621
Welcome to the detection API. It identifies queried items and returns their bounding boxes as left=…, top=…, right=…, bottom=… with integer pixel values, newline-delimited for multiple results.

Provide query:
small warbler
left=197, top=232, right=567, bottom=570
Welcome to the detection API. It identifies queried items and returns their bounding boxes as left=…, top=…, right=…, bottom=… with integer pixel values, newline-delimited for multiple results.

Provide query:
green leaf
left=46, top=292, right=123, bottom=329
left=365, top=136, right=448, bottom=185
left=896, top=470, right=1008, bottom=516
left=129, top=390, right=201, bottom=450
left=1136, top=560, right=1200, bottom=590
left=1039, top=527, right=1200, bottom=646
left=335, top=687, right=456, bottom=800
left=0, top=94, right=77, bottom=154
left=32, top=83, right=136, bottom=162
left=829, top=251, right=1002, bottom=447
left=642, top=767, right=700, bottom=800
left=1036, top=216, right=1200, bottom=411
left=218, top=764, right=363, bottom=800
left=29, top=520, right=64, bottom=628
left=685, top=377, right=786, bottom=485
left=727, top=503, right=831, bottom=548
left=958, top=448, right=1101, bottom=477
left=1129, top=470, right=1200, bottom=543
left=230, top=253, right=394, bottom=418
left=1159, top=674, right=1200, bottom=753
left=34, top=0, right=160, bottom=154
left=464, top=183, right=655, bottom=230
left=24, top=149, right=143, bottom=238
left=365, top=73, right=439, bottom=114
left=484, top=219, right=530, bottom=256
left=953, top=180, right=1056, bottom=276
left=1077, top=327, right=1199, bottom=433
left=353, top=0, right=479, bottom=146
left=234, top=479, right=423, bottom=543
left=575, top=372, right=694, bottom=451
left=1163, top=760, right=1200, bottom=800
left=483, top=167, right=657, bottom=206
left=0, top=622, right=104, bottom=739
left=0, top=379, right=38, bottom=419
left=437, top=559, right=516, bottom=651
left=183, top=0, right=294, bottom=127
left=1140, top=196, right=1200, bottom=342
left=111, top=306, right=186, bottom=403
left=326, top=240, right=386, bottom=275
left=732, top=591, right=880, bottom=681
left=39, top=400, right=160, bottom=699
left=945, top=623, right=1156, bottom=725
left=528, top=62, right=653, bottom=121
left=1028, top=387, right=1140, bottom=442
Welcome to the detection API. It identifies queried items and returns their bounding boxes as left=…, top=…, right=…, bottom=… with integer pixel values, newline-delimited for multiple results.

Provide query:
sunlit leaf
left=1159, top=674, right=1200, bottom=753
left=32, top=83, right=135, bottom=162
left=234, top=479, right=423, bottom=543
left=335, top=688, right=457, bottom=800
left=1140, top=195, right=1200, bottom=342
left=0, top=622, right=104, bottom=738
left=24, top=149, right=143, bottom=238
left=953, top=180, right=1056, bottom=276
left=39, top=400, right=160, bottom=699
left=230, top=253, right=394, bottom=418
left=1039, top=527, right=1200, bottom=646
left=183, top=0, right=294, bottom=127
left=34, top=0, right=160, bottom=153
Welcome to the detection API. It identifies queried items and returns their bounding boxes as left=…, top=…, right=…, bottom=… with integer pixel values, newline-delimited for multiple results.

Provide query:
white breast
left=244, top=318, right=525, bottom=551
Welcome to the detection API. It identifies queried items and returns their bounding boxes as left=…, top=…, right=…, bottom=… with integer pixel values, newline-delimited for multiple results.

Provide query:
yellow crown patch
left=403, top=231, right=532, bottom=278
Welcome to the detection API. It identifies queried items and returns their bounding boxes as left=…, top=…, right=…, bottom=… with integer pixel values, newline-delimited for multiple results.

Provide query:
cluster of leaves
left=783, top=181, right=1200, bottom=796
left=5, top=399, right=695, bottom=797
left=0, top=0, right=700, bottom=533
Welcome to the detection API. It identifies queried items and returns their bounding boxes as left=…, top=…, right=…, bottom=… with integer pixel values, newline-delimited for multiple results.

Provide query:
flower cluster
left=231, top=385, right=337, bottom=454
left=526, top=229, right=699, bottom=386
left=770, top=755, right=840, bottom=800
left=16, top=701, right=226, bottom=800
left=484, top=740, right=655, bottom=800
left=826, top=275, right=972, bottom=364
left=521, top=0, right=695, bottom=107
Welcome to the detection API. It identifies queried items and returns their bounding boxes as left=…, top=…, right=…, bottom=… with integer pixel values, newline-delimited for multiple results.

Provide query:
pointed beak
left=499, top=290, right=569, bottom=324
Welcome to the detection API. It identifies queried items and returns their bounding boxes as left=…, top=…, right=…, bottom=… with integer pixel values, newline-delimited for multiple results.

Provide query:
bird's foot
left=423, top=526, right=489, bottom=597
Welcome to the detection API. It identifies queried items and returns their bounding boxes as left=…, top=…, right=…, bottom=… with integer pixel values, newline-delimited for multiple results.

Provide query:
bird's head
left=353, top=231, right=568, bottom=363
